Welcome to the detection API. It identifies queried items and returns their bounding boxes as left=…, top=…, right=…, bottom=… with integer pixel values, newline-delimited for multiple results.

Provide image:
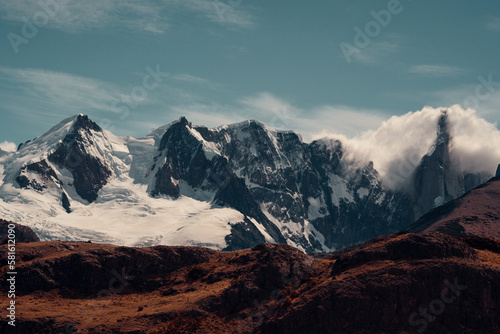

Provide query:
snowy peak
left=0, top=111, right=495, bottom=253
left=10, top=114, right=113, bottom=205
left=46, top=115, right=113, bottom=203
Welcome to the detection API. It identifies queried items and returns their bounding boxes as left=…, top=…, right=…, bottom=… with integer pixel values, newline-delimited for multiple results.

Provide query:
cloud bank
left=0, top=141, right=17, bottom=152
left=323, top=105, right=500, bottom=189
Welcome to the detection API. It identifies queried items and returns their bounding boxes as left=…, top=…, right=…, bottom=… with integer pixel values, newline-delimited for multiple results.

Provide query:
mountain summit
left=0, top=111, right=496, bottom=252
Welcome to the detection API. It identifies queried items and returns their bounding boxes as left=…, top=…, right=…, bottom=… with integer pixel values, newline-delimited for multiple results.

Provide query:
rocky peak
left=412, top=110, right=455, bottom=217
left=434, top=110, right=450, bottom=146
left=72, top=114, right=102, bottom=133
left=409, top=109, right=486, bottom=219
left=158, top=116, right=196, bottom=152
left=47, top=115, right=112, bottom=203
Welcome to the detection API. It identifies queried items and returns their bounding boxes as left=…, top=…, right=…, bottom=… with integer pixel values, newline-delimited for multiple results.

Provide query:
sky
left=0, top=0, right=499, bottom=150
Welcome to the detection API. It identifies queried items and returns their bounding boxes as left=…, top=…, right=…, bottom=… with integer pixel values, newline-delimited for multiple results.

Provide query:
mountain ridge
left=0, top=110, right=496, bottom=252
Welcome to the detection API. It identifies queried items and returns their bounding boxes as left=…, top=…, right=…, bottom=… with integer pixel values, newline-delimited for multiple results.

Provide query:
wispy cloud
left=348, top=40, right=401, bottom=65
left=0, top=141, right=17, bottom=152
left=171, top=74, right=223, bottom=91
left=0, top=66, right=233, bottom=138
left=0, top=0, right=255, bottom=34
left=431, top=78, right=500, bottom=125
left=485, top=16, right=500, bottom=32
left=409, top=65, right=466, bottom=77
left=179, top=0, right=255, bottom=28
left=0, top=0, right=169, bottom=34
left=0, top=67, right=122, bottom=114
left=170, top=92, right=387, bottom=141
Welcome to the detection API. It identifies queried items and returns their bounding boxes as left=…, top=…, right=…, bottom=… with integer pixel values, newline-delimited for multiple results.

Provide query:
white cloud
left=327, top=105, right=500, bottom=189
left=409, top=65, right=466, bottom=77
left=0, top=141, right=17, bottom=152
left=167, top=97, right=500, bottom=191
left=170, top=92, right=387, bottom=140
left=0, top=0, right=255, bottom=34
left=485, top=17, right=500, bottom=32
left=447, top=107, right=500, bottom=175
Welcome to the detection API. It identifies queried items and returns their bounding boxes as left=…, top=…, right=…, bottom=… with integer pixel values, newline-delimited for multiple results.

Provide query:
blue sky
left=0, top=0, right=499, bottom=149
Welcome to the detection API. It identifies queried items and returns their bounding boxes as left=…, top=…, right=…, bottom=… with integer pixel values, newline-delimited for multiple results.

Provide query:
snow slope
left=0, top=115, right=246, bottom=249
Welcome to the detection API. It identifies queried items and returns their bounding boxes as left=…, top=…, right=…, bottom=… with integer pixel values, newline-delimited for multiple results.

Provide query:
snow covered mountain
left=0, top=111, right=494, bottom=252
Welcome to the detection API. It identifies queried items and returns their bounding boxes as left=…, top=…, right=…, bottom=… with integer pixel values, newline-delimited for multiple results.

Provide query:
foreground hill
left=406, top=176, right=500, bottom=240
left=1, top=232, right=499, bottom=333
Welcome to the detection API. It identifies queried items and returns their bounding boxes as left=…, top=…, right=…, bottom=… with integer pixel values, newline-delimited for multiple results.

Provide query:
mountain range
left=0, top=110, right=496, bottom=252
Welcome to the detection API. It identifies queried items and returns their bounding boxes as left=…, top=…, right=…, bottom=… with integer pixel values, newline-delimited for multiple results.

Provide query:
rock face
left=260, top=233, right=500, bottom=334
left=406, top=175, right=500, bottom=240
left=146, top=113, right=489, bottom=251
left=411, top=111, right=486, bottom=218
left=147, top=118, right=417, bottom=251
left=0, top=219, right=40, bottom=243
left=48, top=115, right=112, bottom=203
left=0, top=233, right=499, bottom=333
left=0, top=112, right=494, bottom=252
left=13, top=114, right=112, bottom=211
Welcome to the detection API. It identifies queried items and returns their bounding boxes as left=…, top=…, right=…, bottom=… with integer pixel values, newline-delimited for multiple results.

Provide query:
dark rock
left=61, top=192, right=71, bottom=213
left=405, top=176, right=500, bottom=241
left=15, top=160, right=61, bottom=192
left=48, top=115, right=111, bottom=203
left=259, top=233, right=500, bottom=334
left=150, top=118, right=418, bottom=252
left=331, top=233, right=476, bottom=275
left=411, top=111, right=487, bottom=219
left=0, top=219, right=40, bottom=243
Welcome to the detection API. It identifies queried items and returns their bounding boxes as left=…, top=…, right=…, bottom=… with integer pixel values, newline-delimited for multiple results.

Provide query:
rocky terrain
left=1, top=232, right=499, bottom=333
left=407, top=175, right=500, bottom=240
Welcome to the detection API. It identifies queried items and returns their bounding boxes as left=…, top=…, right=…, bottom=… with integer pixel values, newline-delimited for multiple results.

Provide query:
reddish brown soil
left=1, top=233, right=500, bottom=334
left=407, top=177, right=500, bottom=240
